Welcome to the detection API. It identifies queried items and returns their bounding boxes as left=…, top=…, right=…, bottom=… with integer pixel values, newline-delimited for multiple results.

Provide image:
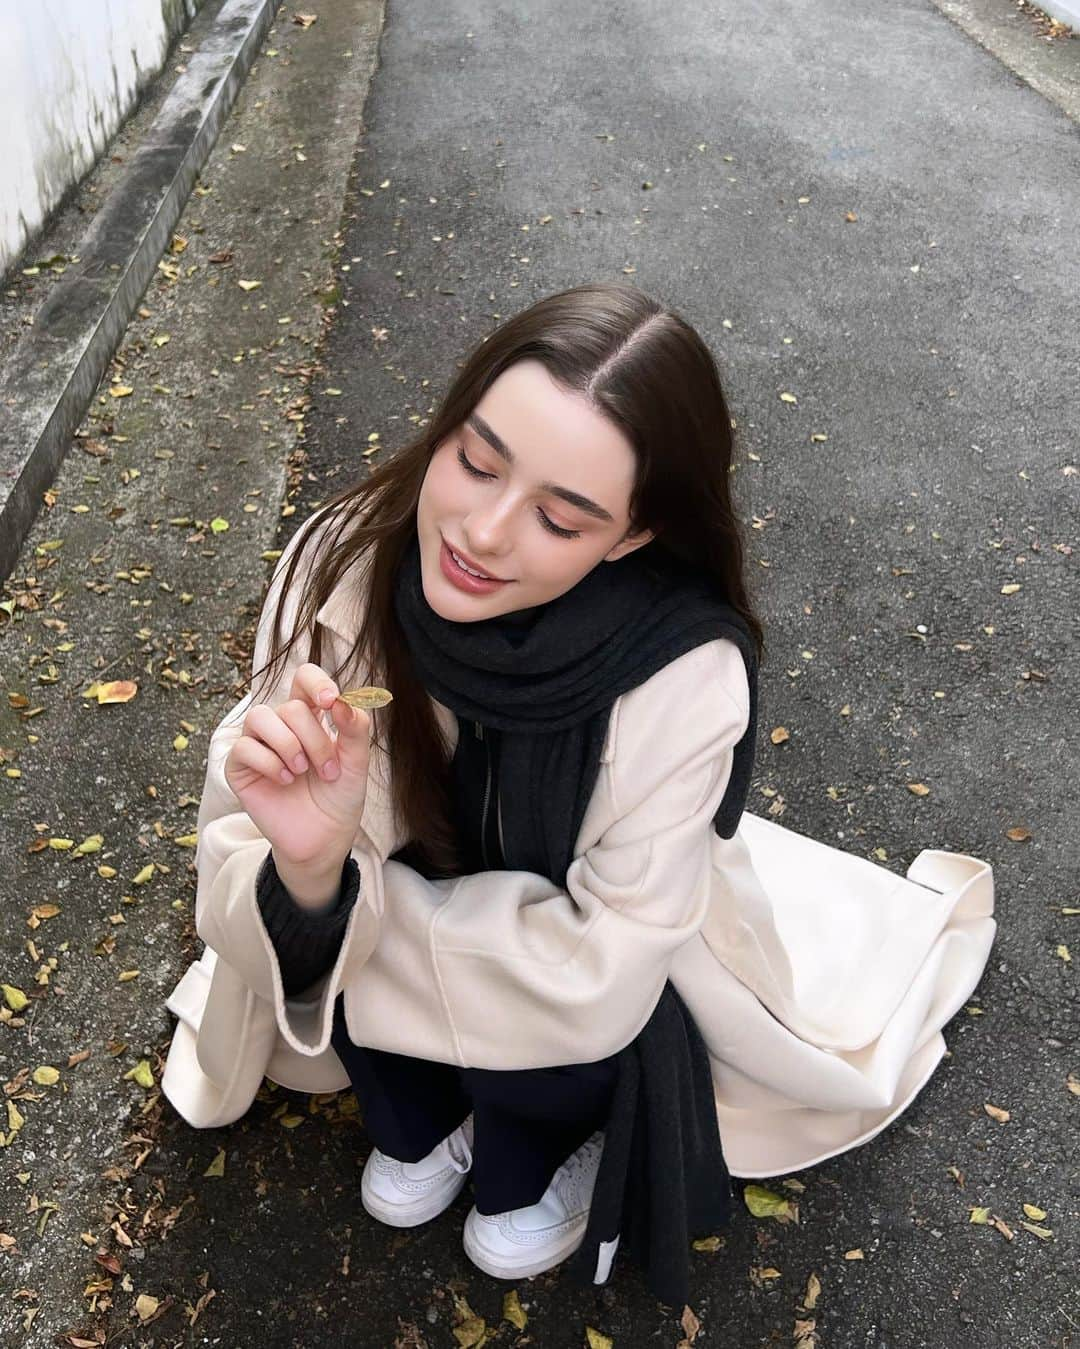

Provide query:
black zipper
left=476, top=720, right=493, bottom=868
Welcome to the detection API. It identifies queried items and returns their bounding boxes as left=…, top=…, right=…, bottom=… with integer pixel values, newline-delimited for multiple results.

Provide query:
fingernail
left=322, top=759, right=340, bottom=780
left=319, top=688, right=336, bottom=706
left=293, top=753, right=308, bottom=772
left=279, top=768, right=294, bottom=784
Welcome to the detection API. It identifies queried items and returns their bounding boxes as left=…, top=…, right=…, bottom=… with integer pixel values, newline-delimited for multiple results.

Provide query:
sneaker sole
left=361, top=1167, right=470, bottom=1228
left=462, top=1211, right=587, bottom=1279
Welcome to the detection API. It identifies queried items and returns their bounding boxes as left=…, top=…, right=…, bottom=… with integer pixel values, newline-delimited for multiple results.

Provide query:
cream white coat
left=162, top=513, right=996, bottom=1178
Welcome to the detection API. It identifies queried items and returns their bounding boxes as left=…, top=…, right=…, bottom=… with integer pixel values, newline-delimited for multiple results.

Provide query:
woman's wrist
left=271, top=849, right=351, bottom=912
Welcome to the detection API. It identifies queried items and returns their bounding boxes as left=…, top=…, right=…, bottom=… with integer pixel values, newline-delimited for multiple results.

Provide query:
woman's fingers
left=229, top=735, right=298, bottom=786
left=275, top=699, right=341, bottom=779
left=244, top=702, right=309, bottom=773
left=290, top=662, right=340, bottom=713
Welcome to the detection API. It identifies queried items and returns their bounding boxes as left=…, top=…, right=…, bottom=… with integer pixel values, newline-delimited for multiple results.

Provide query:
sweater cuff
left=255, top=848, right=361, bottom=998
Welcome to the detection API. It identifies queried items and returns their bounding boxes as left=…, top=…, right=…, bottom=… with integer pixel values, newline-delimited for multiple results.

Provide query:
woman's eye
left=456, top=445, right=581, bottom=539
left=456, top=445, right=492, bottom=479
left=537, top=511, right=581, bottom=539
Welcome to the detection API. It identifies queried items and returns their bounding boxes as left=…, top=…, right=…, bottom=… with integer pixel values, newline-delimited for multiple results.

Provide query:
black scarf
left=392, top=531, right=757, bottom=1306
left=393, top=532, right=758, bottom=885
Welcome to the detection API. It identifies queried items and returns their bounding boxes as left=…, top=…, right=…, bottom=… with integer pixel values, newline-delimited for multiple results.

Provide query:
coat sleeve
left=189, top=507, right=384, bottom=1060
left=340, top=638, right=751, bottom=1069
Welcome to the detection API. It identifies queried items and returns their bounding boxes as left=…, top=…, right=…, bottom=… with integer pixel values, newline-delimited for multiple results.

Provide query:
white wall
left=0, top=0, right=203, bottom=275
left=1037, top=0, right=1080, bottom=30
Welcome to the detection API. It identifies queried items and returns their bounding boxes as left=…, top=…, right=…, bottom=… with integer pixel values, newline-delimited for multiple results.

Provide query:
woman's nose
left=463, top=497, right=515, bottom=554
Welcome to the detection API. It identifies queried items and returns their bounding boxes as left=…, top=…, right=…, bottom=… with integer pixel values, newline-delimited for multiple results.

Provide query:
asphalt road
left=1, top=1, right=1076, bottom=1346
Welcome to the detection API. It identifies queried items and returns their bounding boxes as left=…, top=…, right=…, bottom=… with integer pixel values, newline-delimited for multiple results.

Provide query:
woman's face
left=415, top=359, right=654, bottom=622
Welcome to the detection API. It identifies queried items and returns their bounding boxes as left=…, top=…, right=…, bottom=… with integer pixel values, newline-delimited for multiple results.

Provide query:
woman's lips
left=439, top=538, right=511, bottom=594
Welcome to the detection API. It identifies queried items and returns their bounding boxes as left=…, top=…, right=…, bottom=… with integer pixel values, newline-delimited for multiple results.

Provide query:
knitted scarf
left=392, top=530, right=758, bottom=886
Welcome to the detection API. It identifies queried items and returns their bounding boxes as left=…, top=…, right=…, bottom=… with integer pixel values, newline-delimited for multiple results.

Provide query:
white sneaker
left=361, top=1114, right=474, bottom=1228
left=462, top=1130, right=604, bottom=1278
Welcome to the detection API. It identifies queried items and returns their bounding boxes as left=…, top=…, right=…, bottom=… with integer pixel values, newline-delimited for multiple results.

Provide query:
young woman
left=162, top=282, right=996, bottom=1305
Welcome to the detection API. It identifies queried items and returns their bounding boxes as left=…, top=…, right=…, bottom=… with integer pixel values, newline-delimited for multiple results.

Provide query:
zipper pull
left=474, top=720, right=484, bottom=740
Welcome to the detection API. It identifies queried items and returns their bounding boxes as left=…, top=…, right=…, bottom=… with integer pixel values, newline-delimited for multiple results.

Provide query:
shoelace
left=554, top=1131, right=604, bottom=1213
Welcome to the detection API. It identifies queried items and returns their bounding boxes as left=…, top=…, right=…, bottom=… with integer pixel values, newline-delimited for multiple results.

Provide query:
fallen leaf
left=585, top=1331, right=613, bottom=1349
left=109, top=385, right=134, bottom=398
left=907, top=783, right=930, bottom=796
left=770, top=726, right=790, bottom=745
left=134, top=1294, right=160, bottom=1322
left=502, top=1290, right=527, bottom=1330
left=1022, top=1203, right=1047, bottom=1221
left=204, top=1149, right=226, bottom=1178
left=32, top=1066, right=60, bottom=1086
left=86, top=679, right=138, bottom=704
left=983, top=1103, right=1010, bottom=1123
left=2, top=984, right=29, bottom=1011
left=1005, top=826, right=1032, bottom=842
left=123, top=1060, right=154, bottom=1088
left=237, top=279, right=262, bottom=291
left=743, top=1183, right=798, bottom=1223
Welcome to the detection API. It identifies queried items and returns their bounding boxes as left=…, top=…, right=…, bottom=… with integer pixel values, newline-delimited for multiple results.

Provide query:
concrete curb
left=0, top=0, right=283, bottom=580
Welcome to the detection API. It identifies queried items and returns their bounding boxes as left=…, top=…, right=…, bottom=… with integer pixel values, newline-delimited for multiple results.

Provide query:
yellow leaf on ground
left=134, top=1294, right=160, bottom=1321
left=123, top=1060, right=154, bottom=1088
left=502, top=1290, right=527, bottom=1330
left=204, top=1148, right=226, bottom=1178
left=32, top=1066, right=60, bottom=1086
left=984, top=1103, right=1010, bottom=1123
left=743, top=1183, right=798, bottom=1223
left=2, top=985, right=29, bottom=1011
left=237, top=279, right=262, bottom=291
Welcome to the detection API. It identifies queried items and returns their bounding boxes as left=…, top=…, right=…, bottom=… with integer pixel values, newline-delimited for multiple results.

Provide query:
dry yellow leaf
left=692, top=1235, right=723, bottom=1252
left=983, top=1102, right=1010, bottom=1123
left=339, top=685, right=394, bottom=710
left=585, top=1331, right=613, bottom=1349
left=204, top=1148, right=226, bottom=1178
left=173, top=734, right=189, bottom=751
left=132, top=864, right=155, bottom=885
left=1005, top=826, right=1031, bottom=842
left=33, top=1066, right=60, bottom=1086
left=770, top=726, right=790, bottom=745
left=844, top=1248, right=865, bottom=1260
left=1022, top=1203, right=1046, bottom=1220
left=134, top=1294, right=160, bottom=1322
left=1020, top=1221, right=1053, bottom=1240
left=87, top=679, right=138, bottom=704
left=1055, top=944, right=1071, bottom=963
left=118, top=970, right=140, bottom=982
left=803, top=1271, right=822, bottom=1309
left=237, top=279, right=262, bottom=291
left=48, top=837, right=74, bottom=850
left=1000, top=583, right=1021, bottom=595
left=502, top=1290, right=527, bottom=1330
left=779, top=392, right=798, bottom=404
left=109, top=385, right=134, bottom=398
left=123, top=1060, right=154, bottom=1088
left=2, top=984, right=28, bottom=1011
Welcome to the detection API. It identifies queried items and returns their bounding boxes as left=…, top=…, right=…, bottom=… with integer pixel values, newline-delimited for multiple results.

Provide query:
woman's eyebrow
left=466, top=413, right=615, bottom=523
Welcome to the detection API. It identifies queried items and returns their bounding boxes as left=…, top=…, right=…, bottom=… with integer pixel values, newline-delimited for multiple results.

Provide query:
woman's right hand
left=224, top=662, right=373, bottom=868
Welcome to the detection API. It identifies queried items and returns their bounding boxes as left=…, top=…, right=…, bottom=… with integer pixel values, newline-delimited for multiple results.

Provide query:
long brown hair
left=245, top=281, right=766, bottom=875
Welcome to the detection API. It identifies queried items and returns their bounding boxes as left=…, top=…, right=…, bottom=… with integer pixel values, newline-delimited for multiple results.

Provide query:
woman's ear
left=604, top=526, right=655, bottom=563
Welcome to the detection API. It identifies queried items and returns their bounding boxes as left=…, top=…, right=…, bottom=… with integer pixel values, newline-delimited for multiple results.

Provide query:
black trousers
left=330, top=995, right=619, bottom=1215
